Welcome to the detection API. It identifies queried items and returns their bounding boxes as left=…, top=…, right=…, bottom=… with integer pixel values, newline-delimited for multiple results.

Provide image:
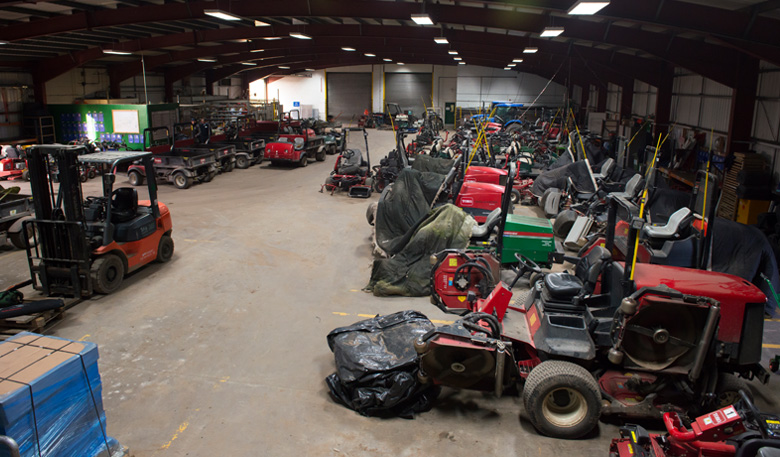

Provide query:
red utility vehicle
left=265, top=127, right=326, bottom=167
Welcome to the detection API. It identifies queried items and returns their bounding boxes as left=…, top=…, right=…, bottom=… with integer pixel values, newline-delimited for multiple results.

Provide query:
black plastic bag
left=325, top=310, right=440, bottom=418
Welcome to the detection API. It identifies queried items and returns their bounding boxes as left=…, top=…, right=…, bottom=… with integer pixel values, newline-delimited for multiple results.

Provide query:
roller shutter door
left=385, top=72, right=432, bottom=117
left=326, top=73, right=372, bottom=122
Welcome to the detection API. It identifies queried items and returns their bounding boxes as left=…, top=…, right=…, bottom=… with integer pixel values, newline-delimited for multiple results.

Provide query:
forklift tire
left=299, top=154, right=309, bottom=167
left=128, top=171, right=144, bottom=186
left=8, top=224, right=34, bottom=250
left=90, top=254, right=125, bottom=295
left=713, top=373, right=752, bottom=409
left=316, top=148, right=326, bottom=161
left=522, top=360, right=601, bottom=439
left=173, top=172, right=193, bottom=189
left=510, top=189, right=522, bottom=204
left=553, top=210, right=578, bottom=238
left=156, top=235, right=174, bottom=263
left=235, top=156, right=250, bottom=169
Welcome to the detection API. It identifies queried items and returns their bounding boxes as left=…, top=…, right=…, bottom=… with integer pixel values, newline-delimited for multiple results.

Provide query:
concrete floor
left=1, top=129, right=779, bottom=457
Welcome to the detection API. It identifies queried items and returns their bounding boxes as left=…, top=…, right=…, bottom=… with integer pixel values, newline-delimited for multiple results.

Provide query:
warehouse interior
left=2, top=1, right=780, bottom=456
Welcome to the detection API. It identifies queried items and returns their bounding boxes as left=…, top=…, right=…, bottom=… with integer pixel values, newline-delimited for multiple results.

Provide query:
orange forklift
left=24, top=145, right=174, bottom=296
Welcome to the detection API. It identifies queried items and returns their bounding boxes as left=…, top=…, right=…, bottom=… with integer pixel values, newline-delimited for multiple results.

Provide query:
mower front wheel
left=156, top=235, right=174, bottom=263
left=91, top=254, right=125, bottom=295
left=316, top=148, right=326, bottom=161
left=173, top=172, right=193, bottom=189
left=523, top=360, right=601, bottom=439
left=299, top=154, right=309, bottom=167
left=713, top=373, right=752, bottom=409
left=510, top=189, right=522, bottom=205
left=128, top=170, right=144, bottom=186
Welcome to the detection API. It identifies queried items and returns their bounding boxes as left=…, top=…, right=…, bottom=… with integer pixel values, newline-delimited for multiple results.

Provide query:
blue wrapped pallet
left=0, top=332, right=121, bottom=457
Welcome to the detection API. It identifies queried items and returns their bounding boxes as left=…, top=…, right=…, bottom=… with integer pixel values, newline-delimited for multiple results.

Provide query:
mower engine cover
left=455, top=181, right=505, bottom=223
left=500, top=214, right=556, bottom=266
left=464, top=166, right=508, bottom=186
left=430, top=250, right=501, bottom=311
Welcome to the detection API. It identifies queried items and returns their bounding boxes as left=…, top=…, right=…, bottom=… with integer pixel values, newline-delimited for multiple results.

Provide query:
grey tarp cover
left=646, top=191, right=780, bottom=315
left=325, top=310, right=439, bottom=418
left=411, top=155, right=454, bottom=175
left=374, top=168, right=447, bottom=257
left=531, top=159, right=596, bottom=197
left=366, top=204, right=477, bottom=297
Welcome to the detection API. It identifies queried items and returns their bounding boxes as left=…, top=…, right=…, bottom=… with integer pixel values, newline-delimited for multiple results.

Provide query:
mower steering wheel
left=514, top=252, right=542, bottom=275
left=740, top=390, right=771, bottom=439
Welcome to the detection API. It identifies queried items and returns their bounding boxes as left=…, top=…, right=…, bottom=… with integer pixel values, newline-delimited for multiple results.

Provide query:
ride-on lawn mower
left=609, top=391, right=780, bottom=457
left=321, top=129, right=374, bottom=198
left=416, top=195, right=769, bottom=439
left=24, top=145, right=174, bottom=296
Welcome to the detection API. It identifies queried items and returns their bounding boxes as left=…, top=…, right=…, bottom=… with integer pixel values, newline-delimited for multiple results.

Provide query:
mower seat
left=611, top=174, right=643, bottom=200
left=593, top=158, right=615, bottom=180
left=643, top=207, right=692, bottom=239
left=111, top=188, right=138, bottom=223
left=543, top=246, right=612, bottom=300
left=471, top=208, right=501, bottom=239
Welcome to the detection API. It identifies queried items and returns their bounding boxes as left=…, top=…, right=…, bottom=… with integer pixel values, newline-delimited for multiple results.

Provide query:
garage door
left=385, top=72, right=432, bottom=118
left=327, top=73, right=372, bottom=123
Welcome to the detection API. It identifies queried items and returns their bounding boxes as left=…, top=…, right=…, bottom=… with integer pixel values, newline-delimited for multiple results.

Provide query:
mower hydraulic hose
left=454, top=262, right=494, bottom=296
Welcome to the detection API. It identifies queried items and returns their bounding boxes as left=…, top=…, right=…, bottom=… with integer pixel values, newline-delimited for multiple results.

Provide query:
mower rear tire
left=91, top=254, right=125, bottom=295
left=553, top=210, right=578, bottom=238
left=128, top=170, right=144, bottom=186
left=173, top=172, right=193, bottom=189
left=299, top=154, right=309, bottom=167
left=235, top=155, right=250, bottom=169
left=505, top=123, right=522, bottom=134
left=156, top=235, right=174, bottom=263
left=316, top=148, right=326, bottom=161
left=523, top=360, right=601, bottom=439
left=22, top=170, right=29, bottom=181
left=510, top=189, right=522, bottom=204
left=714, top=373, right=752, bottom=409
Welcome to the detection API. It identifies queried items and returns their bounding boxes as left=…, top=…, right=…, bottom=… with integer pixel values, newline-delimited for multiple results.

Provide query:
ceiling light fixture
left=453, top=57, right=462, bottom=61
left=102, top=50, right=132, bottom=55
left=507, top=63, right=516, bottom=67
left=204, top=9, right=242, bottom=21
left=241, top=62, right=257, bottom=66
left=197, top=58, right=217, bottom=62
left=523, top=47, right=538, bottom=53
left=504, top=67, right=511, bottom=70
left=383, top=58, right=392, bottom=62
left=263, top=37, right=282, bottom=41
left=512, top=58, right=524, bottom=62
left=278, top=66, right=290, bottom=69
left=0, top=40, right=9, bottom=45
left=458, top=62, right=466, bottom=65
left=305, top=69, right=316, bottom=72
left=540, top=27, right=565, bottom=37
left=364, top=53, right=376, bottom=57
left=567, top=1, right=610, bottom=15
left=289, top=32, right=312, bottom=39
left=250, top=49, right=264, bottom=53
left=254, top=20, right=270, bottom=27
left=434, top=37, right=448, bottom=44
left=342, top=47, right=356, bottom=51
left=448, top=51, right=458, bottom=55
left=410, top=14, right=433, bottom=25
left=397, top=62, right=405, bottom=65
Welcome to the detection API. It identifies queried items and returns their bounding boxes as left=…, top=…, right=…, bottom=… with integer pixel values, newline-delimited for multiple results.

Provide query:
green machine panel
left=501, top=214, right=555, bottom=266
left=48, top=103, right=178, bottom=150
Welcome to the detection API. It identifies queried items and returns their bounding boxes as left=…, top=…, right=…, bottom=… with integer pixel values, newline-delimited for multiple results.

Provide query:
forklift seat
left=643, top=207, right=692, bottom=239
left=111, top=188, right=138, bottom=223
left=543, top=246, right=612, bottom=300
left=471, top=208, right=501, bottom=239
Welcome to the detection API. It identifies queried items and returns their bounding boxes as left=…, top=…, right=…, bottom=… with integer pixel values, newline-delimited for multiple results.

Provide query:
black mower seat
left=544, top=273, right=583, bottom=300
left=471, top=208, right=501, bottom=239
left=543, top=245, right=612, bottom=300
left=643, top=207, right=692, bottom=239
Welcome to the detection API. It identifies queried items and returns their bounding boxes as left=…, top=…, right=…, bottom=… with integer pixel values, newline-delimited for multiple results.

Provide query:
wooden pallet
left=0, top=306, right=66, bottom=339
left=718, top=152, right=769, bottom=221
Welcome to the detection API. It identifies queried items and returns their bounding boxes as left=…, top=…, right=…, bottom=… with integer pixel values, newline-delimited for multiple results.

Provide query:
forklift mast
left=27, top=145, right=87, bottom=223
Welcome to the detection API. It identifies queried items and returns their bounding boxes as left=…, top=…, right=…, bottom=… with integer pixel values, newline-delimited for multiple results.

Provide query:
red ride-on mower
left=24, top=146, right=174, bottom=296
left=321, top=129, right=374, bottom=198
left=415, top=195, right=770, bottom=439
left=609, top=391, right=780, bottom=457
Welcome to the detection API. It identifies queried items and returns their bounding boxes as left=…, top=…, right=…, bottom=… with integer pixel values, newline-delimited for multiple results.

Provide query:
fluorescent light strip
left=523, top=47, right=538, bottom=53
left=103, top=50, right=132, bottom=55
left=342, top=47, right=356, bottom=51
left=410, top=14, right=433, bottom=25
left=383, top=58, right=392, bottom=62
left=504, top=68, right=511, bottom=71
left=198, top=58, right=217, bottom=62
left=203, top=9, right=241, bottom=21
left=0, top=40, right=9, bottom=45
left=278, top=66, right=290, bottom=69
left=289, top=32, right=312, bottom=39
left=453, top=57, right=462, bottom=61
left=567, top=1, right=610, bottom=15
left=254, top=20, right=270, bottom=27
left=540, top=27, right=565, bottom=37
left=434, top=37, right=448, bottom=44
left=507, top=63, right=516, bottom=67
left=305, top=69, right=316, bottom=72
left=241, top=62, right=256, bottom=66
left=364, top=53, right=376, bottom=57
left=263, top=37, right=282, bottom=41
left=513, top=58, right=524, bottom=63
left=458, top=62, right=466, bottom=65
left=397, top=62, right=405, bottom=65
left=250, top=49, right=264, bottom=53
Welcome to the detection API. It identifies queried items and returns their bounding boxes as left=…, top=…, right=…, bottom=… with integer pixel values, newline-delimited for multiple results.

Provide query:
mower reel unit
left=417, top=195, right=770, bottom=440
left=321, top=128, right=374, bottom=198
left=429, top=250, right=503, bottom=313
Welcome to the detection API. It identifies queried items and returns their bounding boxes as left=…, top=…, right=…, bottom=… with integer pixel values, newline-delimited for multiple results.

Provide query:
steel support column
left=654, top=64, right=675, bottom=134
left=727, top=54, right=759, bottom=154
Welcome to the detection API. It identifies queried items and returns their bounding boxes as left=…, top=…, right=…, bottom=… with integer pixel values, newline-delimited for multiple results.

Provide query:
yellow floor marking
left=78, top=334, right=91, bottom=341
left=160, top=422, right=189, bottom=450
left=764, top=344, right=780, bottom=349
left=331, top=311, right=453, bottom=325
left=349, top=289, right=360, bottom=292
left=767, top=318, right=780, bottom=323
left=212, top=376, right=230, bottom=390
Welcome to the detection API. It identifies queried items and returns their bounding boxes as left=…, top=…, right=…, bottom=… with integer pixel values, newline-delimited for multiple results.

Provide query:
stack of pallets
left=718, top=152, right=769, bottom=221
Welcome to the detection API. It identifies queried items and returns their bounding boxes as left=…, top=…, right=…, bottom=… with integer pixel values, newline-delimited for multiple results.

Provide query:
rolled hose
left=461, top=312, right=501, bottom=339
left=453, top=262, right=494, bottom=297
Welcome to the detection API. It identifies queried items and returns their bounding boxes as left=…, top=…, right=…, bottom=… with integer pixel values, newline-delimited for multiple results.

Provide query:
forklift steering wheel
left=740, top=390, right=771, bottom=439
left=514, top=252, right=542, bottom=275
